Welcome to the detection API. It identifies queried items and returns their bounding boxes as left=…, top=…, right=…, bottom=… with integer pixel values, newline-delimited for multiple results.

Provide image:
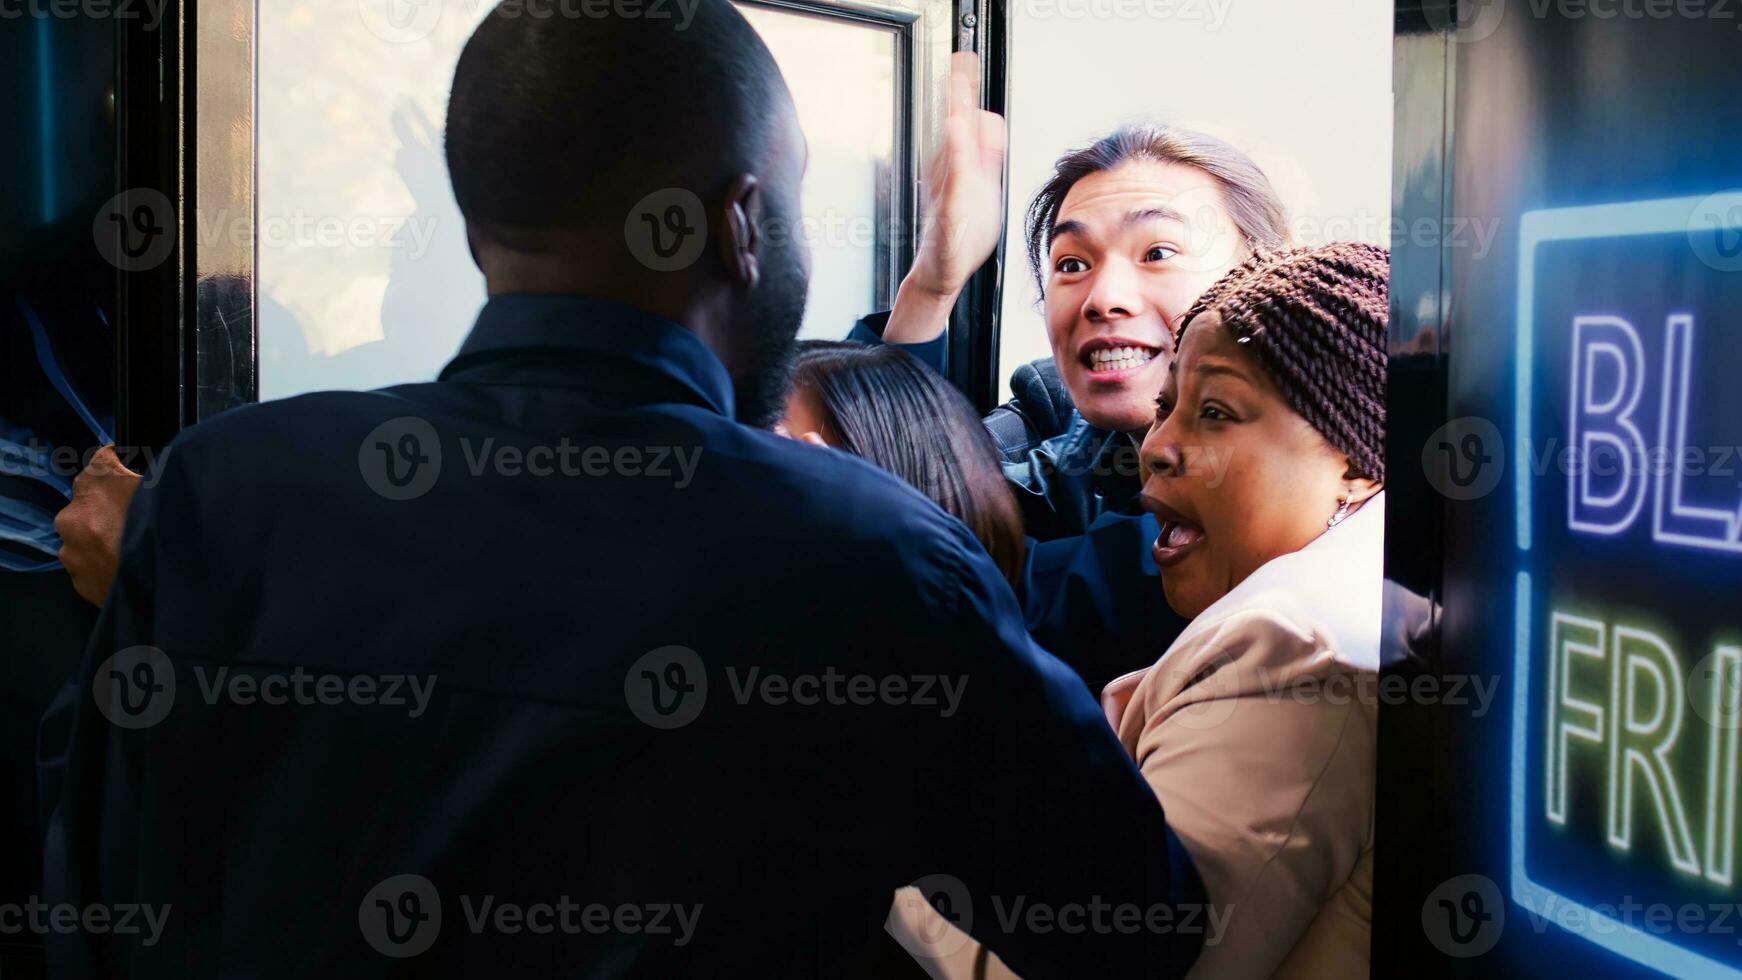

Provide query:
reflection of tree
left=257, top=2, right=485, bottom=399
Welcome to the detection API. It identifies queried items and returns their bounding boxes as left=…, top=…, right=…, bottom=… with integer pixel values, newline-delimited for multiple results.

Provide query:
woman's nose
left=1140, top=419, right=1183, bottom=477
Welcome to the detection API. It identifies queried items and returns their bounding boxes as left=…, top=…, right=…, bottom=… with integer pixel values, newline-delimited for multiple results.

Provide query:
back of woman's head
left=791, top=342, right=1025, bottom=583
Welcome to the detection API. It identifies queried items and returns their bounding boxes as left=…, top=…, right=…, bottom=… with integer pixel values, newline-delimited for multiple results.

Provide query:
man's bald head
left=446, top=0, right=797, bottom=247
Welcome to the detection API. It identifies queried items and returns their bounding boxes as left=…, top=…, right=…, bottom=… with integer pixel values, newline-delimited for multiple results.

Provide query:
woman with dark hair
left=781, top=340, right=1025, bottom=584
left=850, top=62, right=1293, bottom=692
left=1102, top=241, right=1388, bottom=978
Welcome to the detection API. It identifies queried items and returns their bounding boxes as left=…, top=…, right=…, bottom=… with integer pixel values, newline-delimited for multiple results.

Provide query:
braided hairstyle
left=1178, top=242, right=1389, bottom=482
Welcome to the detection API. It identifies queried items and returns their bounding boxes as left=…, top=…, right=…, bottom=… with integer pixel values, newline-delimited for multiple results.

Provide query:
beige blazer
left=891, top=498, right=1384, bottom=979
left=1103, top=493, right=1383, bottom=979
left=1103, top=611, right=1376, bottom=979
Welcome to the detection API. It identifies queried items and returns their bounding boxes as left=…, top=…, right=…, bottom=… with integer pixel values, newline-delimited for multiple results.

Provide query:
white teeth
left=1088, top=345, right=1157, bottom=372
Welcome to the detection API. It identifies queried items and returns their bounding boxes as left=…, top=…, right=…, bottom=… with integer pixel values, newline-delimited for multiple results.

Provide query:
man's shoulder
left=705, top=420, right=982, bottom=554
left=173, top=386, right=439, bottom=446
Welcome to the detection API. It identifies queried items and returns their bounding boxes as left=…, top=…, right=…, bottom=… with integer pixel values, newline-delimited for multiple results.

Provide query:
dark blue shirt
left=849, top=313, right=1189, bottom=692
left=40, top=295, right=1204, bottom=977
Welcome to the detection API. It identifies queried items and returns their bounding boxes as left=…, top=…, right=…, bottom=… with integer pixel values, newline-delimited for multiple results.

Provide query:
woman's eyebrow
left=1192, top=360, right=1255, bottom=384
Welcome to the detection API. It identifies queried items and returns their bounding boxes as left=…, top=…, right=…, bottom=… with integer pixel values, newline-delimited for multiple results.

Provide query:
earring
left=1327, top=497, right=1351, bottom=529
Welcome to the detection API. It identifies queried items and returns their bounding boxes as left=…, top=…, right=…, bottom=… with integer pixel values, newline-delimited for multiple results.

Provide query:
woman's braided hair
left=1178, top=241, right=1389, bottom=482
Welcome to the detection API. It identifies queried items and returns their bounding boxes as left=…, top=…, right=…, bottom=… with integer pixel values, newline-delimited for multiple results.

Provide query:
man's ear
left=716, top=174, right=762, bottom=290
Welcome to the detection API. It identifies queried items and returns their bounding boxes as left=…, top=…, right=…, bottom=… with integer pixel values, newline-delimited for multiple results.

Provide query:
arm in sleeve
left=38, top=445, right=198, bottom=977
left=1018, top=511, right=1189, bottom=694
left=1123, top=617, right=1376, bottom=979
left=849, top=311, right=948, bottom=375
left=904, top=524, right=1208, bottom=978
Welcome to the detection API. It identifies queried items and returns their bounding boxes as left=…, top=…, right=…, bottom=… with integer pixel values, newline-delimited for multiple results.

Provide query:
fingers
left=978, top=109, right=1007, bottom=184
left=948, top=51, right=981, bottom=120
left=942, top=52, right=987, bottom=180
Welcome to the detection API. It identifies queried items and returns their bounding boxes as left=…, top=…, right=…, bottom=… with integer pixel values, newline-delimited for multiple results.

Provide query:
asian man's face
left=1042, top=160, right=1247, bottom=435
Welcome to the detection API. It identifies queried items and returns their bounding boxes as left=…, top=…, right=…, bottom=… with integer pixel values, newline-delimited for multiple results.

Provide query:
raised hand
left=883, top=52, right=1007, bottom=344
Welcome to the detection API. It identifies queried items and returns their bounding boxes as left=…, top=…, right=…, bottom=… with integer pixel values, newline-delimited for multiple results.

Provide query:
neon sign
left=1512, top=192, right=1742, bottom=978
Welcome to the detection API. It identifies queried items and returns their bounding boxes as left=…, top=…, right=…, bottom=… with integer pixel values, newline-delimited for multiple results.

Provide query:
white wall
left=995, top=0, right=1395, bottom=394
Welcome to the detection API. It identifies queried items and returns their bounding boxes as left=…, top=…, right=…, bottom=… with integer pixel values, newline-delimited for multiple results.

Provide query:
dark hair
left=1023, top=124, right=1290, bottom=297
left=1179, top=242, right=1389, bottom=482
left=445, top=0, right=788, bottom=241
left=792, top=342, right=1025, bottom=584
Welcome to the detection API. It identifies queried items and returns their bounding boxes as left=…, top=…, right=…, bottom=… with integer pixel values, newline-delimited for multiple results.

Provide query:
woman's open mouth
left=1080, top=340, right=1162, bottom=381
left=1151, top=512, right=1206, bottom=568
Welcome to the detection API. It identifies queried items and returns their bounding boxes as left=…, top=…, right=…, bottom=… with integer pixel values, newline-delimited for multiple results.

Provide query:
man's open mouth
left=1082, top=343, right=1161, bottom=375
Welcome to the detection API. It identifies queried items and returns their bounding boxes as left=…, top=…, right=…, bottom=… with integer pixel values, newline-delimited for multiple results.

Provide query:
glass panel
left=256, top=1, right=492, bottom=401
left=255, top=2, right=902, bottom=401
left=735, top=4, right=901, bottom=339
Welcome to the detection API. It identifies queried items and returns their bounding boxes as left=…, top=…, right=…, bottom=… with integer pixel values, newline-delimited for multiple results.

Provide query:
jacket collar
left=1171, top=492, right=1387, bottom=671
left=439, top=293, right=736, bottom=420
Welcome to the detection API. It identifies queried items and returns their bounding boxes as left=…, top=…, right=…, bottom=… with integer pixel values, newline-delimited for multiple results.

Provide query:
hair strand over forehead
left=1023, top=123, right=1290, bottom=297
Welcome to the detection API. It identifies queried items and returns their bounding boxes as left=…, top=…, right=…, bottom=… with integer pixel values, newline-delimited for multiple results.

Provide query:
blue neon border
left=1511, top=192, right=1742, bottom=977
